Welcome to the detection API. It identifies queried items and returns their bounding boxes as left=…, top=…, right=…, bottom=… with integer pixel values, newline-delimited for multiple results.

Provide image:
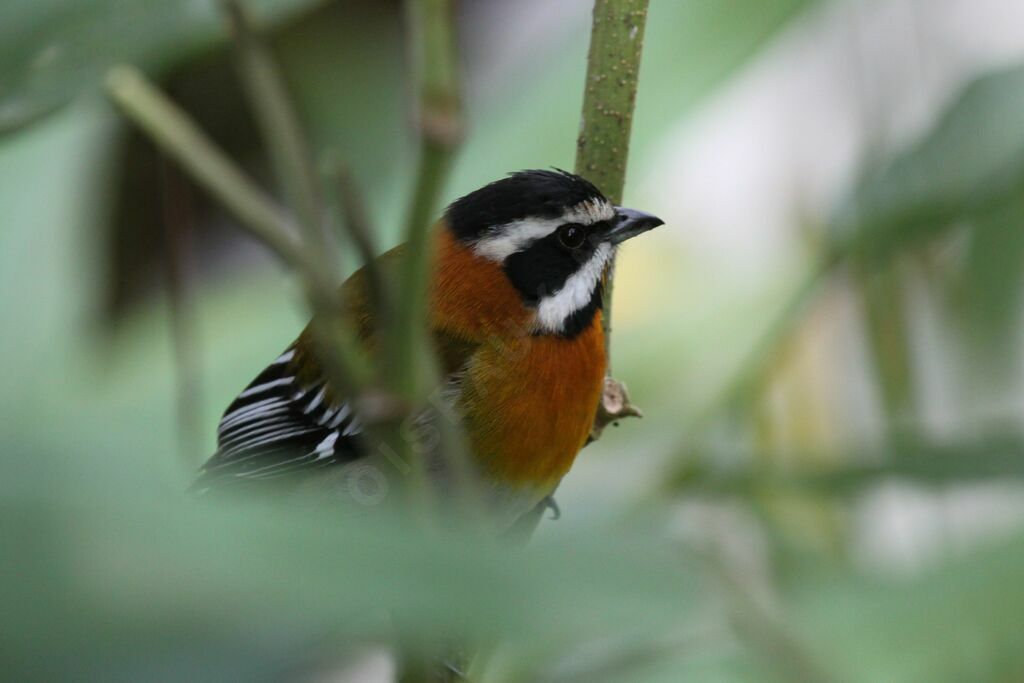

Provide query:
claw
left=541, top=495, right=561, bottom=520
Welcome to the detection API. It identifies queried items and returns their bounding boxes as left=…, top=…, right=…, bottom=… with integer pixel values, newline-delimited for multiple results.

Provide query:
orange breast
left=291, top=226, right=605, bottom=490
left=459, top=316, right=606, bottom=486
left=430, top=228, right=608, bottom=488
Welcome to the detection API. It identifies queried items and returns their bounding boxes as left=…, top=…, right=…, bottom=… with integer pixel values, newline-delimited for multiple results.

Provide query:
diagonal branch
left=105, top=65, right=372, bottom=395
left=222, top=0, right=330, bottom=270
left=106, top=66, right=309, bottom=279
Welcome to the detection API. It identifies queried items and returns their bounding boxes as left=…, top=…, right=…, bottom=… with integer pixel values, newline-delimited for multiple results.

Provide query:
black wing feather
left=194, top=348, right=365, bottom=490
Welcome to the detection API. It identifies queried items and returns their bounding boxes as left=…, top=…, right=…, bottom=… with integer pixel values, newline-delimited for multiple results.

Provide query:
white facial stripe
left=566, top=198, right=616, bottom=224
left=472, top=198, right=616, bottom=262
left=473, top=216, right=562, bottom=261
left=535, top=242, right=613, bottom=333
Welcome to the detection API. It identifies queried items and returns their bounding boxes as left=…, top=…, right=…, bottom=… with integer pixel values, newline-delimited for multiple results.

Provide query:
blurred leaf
left=953, top=194, right=1024, bottom=375
left=0, top=0, right=325, bottom=134
left=796, top=530, right=1024, bottom=683
left=0, top=464, right=711, bottom=680
left=835, top=63, right=1024, bottom=261
left=831, top=63, right=1024, bottom=391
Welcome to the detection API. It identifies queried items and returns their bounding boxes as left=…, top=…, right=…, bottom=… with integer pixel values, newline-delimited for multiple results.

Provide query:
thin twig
left=159, top=155, right=204, bottom=467
left=710, top=550, right=836, bottom=683
left=105, top=65, right=371, bottom=395
left=223, top=0, right=330, bottom=268
left=325, top=158, right=393, bottom=328
left=371, top=0, right=471, bottom=531
left=224, top=0, right=382, bottom=403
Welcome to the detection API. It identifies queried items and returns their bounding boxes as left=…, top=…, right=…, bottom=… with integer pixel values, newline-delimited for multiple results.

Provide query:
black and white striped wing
left=195, top=348, right=365, bottom=489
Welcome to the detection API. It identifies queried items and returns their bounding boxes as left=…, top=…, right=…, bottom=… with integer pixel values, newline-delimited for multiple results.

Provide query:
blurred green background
left=4, top=0, right=1024, bottom=681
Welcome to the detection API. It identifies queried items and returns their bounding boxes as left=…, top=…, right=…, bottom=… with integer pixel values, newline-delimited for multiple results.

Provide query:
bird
left=194, top=169, right=664, bottom=527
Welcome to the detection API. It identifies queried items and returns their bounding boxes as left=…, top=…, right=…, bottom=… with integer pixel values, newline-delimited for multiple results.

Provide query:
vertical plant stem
left=388, top=0, right=481, bottom=536
left=575, top=0, right=651, bottom=361
left=391, top=0, right=463, bottom=401
left=222, top=0, right=395, bottom=410
left=159, top=156, right=204, bottom=467
left=853, top=258, right=914, bottom=444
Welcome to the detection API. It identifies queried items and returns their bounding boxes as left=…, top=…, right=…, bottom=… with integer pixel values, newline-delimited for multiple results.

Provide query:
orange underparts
left=432, top=229, right=608, bottom=487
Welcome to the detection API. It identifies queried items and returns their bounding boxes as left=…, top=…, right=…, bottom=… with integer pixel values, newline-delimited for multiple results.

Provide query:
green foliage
left=836, top=64, right=1024, bottom=262
left=4, top=1, right=1024, bottom=682
left=835, top=63, right=1024, bottom=389
left=0, top=0, right=325, bottom=133
left=1, top=471, right=706, bottom=680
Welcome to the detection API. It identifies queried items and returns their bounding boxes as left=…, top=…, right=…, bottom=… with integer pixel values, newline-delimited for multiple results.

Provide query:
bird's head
left=444, top=169, right=664, bottom=337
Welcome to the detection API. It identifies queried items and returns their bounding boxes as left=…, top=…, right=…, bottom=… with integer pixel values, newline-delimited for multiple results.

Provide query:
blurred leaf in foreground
left=0, top=0, right=325, bottom=134
left=0, top=460, right=709, bottom=681
left=796, top=529, right=1024, bottom=683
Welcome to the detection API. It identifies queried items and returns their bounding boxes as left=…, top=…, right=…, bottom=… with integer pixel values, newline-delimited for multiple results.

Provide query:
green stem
left=853, top=258, right=914, bottom=443
left=325, top=159, right=393, bottom=327
left=159, top=157, right=204, bottom=467
left=223, top=0, right=329, bottom=268
left=106, top=66, right=308, bottom=274
left=575, top=0, right=652, bottom=362
left=391, top=0, right=463, bottom=401
left=105, top=65, right=371, bottom=394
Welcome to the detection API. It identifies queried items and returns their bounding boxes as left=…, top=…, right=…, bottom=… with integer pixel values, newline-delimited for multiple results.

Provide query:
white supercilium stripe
left=472, top=199, right=616, bottom=262
left=473, top=216, right=561, bottom=261
left=535, top=242, right=613, bottom=334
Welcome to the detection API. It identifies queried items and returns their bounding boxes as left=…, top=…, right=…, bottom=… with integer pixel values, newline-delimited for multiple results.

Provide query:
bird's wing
left=194, top=242, right=482, bottom=490
left=193, top=344, right=365, bottom=490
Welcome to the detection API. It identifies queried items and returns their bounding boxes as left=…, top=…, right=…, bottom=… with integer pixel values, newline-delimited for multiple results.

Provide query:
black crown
left=446, top=169, right=607, bottom=243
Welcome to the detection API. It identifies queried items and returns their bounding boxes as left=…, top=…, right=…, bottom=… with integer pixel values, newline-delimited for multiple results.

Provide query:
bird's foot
left=541, top=495, right=560, bottom=520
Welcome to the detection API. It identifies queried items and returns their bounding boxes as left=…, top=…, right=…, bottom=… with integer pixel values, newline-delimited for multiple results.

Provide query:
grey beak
left=606, top=207, right=665, bottom=245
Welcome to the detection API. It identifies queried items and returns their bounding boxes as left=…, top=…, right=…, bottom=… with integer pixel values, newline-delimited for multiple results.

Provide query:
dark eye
left=557, top=223, right=586, bottom=249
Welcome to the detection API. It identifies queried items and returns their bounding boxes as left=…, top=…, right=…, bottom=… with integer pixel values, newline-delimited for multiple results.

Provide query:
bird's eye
left=557, top=223, right=586, bottom=249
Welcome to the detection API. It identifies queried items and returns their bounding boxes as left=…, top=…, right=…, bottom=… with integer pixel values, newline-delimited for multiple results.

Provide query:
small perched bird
left=196, top=169, right=664, bottom=526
